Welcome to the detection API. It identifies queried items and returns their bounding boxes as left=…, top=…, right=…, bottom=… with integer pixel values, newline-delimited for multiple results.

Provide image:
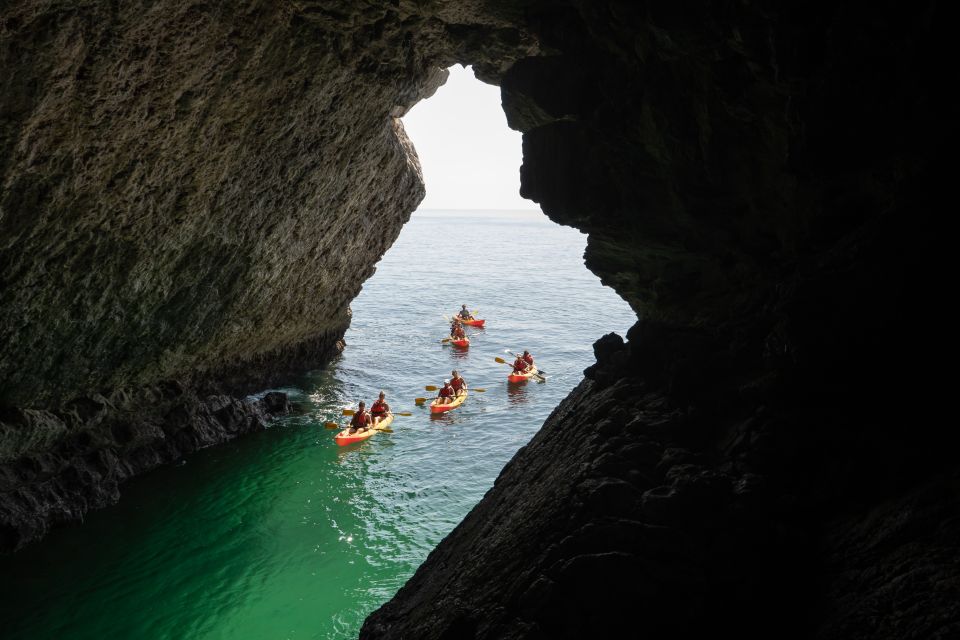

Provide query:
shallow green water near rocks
left=0, top=210, right=635, bottom=639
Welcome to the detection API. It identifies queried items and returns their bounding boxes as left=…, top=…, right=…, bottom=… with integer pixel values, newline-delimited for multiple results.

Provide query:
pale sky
left=401, top=65, right=533, bottom=211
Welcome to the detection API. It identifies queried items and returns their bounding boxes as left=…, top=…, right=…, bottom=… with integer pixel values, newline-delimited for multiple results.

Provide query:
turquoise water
left=0, top=210, right=635, bottom=639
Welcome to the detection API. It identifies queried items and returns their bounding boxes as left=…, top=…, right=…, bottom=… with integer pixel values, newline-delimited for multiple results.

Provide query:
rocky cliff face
left=2, top=0, right=957, bottom=636
left=366, top=1, right=957, bottom=638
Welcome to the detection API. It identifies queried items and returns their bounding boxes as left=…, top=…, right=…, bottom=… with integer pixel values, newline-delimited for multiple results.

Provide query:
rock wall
left=0, top=0, right=436, bottom=408
left=0, top=387, right=290, bottom=552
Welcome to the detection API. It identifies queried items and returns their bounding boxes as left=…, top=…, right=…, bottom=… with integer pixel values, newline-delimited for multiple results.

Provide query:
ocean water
left=0, top=210, right=636, bottom=639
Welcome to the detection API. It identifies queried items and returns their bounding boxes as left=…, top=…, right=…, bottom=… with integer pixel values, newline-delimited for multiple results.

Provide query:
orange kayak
left=449, top=336, right=470, bottom=347
left=462, top=318, right=485, bottom=327
left=430, top=390, right=468, bottom=413
left=334, top=413, right=394, bottom=445
left=508, top=366, right=539, bottom=383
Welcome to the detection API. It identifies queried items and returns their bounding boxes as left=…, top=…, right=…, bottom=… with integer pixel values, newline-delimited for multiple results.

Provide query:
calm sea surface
left=0, top=210, right=636, bottom=639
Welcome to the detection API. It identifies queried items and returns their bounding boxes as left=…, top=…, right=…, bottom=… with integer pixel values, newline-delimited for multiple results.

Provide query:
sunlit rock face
left=2, top=0, right=957, bottom=636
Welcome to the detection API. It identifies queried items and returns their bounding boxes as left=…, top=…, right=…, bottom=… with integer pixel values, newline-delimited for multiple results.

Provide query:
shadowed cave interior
left=1, top=1, right=957, bottom=637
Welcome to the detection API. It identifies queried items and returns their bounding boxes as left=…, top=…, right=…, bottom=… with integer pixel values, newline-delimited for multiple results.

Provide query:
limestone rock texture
left=2, top=0, right=958, bottom=637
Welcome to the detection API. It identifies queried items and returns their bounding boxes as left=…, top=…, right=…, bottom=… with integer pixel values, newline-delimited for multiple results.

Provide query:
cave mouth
left=400, top=64, right=528, bottom=212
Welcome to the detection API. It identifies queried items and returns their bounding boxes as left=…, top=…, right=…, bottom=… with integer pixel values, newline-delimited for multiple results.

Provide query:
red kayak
left=461, top=318, right=485, bottom=327
left=508, top=366, right=539, bottom=383
left=449, top=336, right=470, bottom=347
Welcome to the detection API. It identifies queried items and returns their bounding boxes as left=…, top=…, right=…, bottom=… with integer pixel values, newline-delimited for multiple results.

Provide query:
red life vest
left=451, top=377, right=465, bottom=391
left=523, top=353, right=534, bottom=366
left=371, top=400, right=388, bottom=415
left=513, top=359, right=527, bottom=373
left=350, top=410, right=369, bottom=427
left=439, top=385, right=454, bottom=397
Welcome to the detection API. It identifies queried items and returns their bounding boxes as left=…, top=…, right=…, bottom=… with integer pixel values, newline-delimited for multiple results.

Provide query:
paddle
left=495, top=356, right=547, bottom=382
left=504, top=349, right=546, bottom=375
left=327, top=420, right=394, bottom=434
left=343, top=409, right=411, bottom=416
left=425, top=385, right=485, bottom=392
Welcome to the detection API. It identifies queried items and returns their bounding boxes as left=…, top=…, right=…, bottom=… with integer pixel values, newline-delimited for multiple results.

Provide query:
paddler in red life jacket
left=450, top=319, right=466, bottom=341
left=458, top=305, right=473, bottom=321
left=450, top=370, right=467, bottom=396
left=512, top=355, right=529, bottom=374
left=370, top=391, right=390, bottom=427
left=437, top=379, right=455, bottom=405
left=522, top=350, right=535, bottom=368
left=347, top=401, right=372, bottom=434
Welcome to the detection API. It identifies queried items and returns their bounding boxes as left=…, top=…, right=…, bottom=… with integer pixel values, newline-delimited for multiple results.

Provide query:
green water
left=0, top=210, right=636, bottom=639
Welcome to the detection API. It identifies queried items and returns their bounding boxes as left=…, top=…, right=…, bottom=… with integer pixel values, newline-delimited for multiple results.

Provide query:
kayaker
left=437, top=380, right=455, bottom=405
left=512, top=355, right=530, bottom=374
left=370, top=391, right=391, bottom=427
left=522, top=350, right=535, bottom=368
left=347, top=401, right=372, bottom=434
left=450, top=370, right=467, bottom=396
left=458, top=305, right=473, bottom=320
left=451, top=322, right=466, bottom=341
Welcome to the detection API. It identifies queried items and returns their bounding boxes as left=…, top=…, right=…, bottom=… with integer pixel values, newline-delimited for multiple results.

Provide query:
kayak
left=449, top=336, right=470, bottom=347
left=430, top=390, right=468, bottom=413
left=508, top=366, right=539, bottom=383
left=461, top=318, right=485, bottom=327
left=334, top=413, right=394, bottom=446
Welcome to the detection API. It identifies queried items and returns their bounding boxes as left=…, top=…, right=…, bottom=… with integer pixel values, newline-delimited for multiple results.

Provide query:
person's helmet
left=444, top=379, right=450, bottom=384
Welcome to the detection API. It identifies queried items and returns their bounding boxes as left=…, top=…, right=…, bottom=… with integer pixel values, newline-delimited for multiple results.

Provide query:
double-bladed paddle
left=504, top=349, right=546, bottom=376
left=495, top=356, right=547, bottom=382
left=326, top=419, right=394, bottom=434
left=424, top=385, right=485, bottom=392
left=342, top=409, right=411, bottom=416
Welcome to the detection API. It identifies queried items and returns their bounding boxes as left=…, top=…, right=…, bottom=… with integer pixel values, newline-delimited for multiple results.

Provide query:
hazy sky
left=402, top=65, right=533, bottom=211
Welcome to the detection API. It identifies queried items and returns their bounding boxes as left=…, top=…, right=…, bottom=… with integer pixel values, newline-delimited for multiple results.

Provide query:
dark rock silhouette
left=1, top=0, right=956, bottom=637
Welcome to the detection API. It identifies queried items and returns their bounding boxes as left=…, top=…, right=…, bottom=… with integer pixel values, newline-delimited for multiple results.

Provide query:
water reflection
left=506, top=382, right=529, bottom=406
left=447, top=346, right=469, bottom=361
